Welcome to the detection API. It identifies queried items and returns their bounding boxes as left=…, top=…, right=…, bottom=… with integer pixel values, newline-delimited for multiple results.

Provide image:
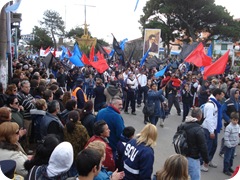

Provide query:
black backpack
left=172, top=123, right=195, bottom=155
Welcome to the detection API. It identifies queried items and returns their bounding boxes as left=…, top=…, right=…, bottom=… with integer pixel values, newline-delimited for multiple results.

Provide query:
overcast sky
left=15, top=0, right=240, bottom=43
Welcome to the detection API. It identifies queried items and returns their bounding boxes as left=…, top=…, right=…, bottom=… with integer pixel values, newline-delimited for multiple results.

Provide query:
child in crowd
left=223, top=112, right=240, bottom=176
left=116, top=126, right=136, bottom=171
left=171, top=74, right=182, bottom=90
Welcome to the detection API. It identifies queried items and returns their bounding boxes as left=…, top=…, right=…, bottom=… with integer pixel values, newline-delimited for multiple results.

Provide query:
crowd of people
left=0, top=54, right=239, bottom=179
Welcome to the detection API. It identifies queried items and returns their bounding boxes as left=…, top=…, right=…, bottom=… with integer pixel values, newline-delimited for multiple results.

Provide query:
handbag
left=142, top=101, right=155, bottom=116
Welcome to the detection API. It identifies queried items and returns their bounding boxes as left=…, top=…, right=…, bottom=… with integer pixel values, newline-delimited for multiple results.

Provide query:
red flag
left=184, top=42, right=212, bottom=67
left=90, top=58, right=109, bottom=73
left=53, top=48, right=57, bottom=57
left=89, top=45, right=95, bottom=61
left=44, top=46, right=51, bottom=54
left=203, top=50, right=230, bottom=80
left=81, top=53, right=91, bottom=65
left=67, top=49, right=72, bottom=57
left=96, top=51, right=104, bottom=59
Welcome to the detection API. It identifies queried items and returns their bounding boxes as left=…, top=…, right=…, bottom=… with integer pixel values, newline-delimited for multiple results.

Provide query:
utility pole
left=0, top=2, right=9, bottom=89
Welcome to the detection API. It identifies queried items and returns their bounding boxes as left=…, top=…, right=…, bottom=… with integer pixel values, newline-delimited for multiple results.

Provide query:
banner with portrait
left=143, top=29, right=161, bottom=58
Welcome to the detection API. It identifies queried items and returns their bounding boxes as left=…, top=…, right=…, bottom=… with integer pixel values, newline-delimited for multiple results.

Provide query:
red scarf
left=109, top=104, right=120, bottom=114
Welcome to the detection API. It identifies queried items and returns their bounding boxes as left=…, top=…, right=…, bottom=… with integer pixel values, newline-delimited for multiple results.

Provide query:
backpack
left=200, top=101, right=215, bottom=124
left=172, top=123, right=195, bottom=155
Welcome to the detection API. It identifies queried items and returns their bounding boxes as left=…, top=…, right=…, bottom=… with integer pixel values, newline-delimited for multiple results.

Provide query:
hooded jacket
left=27, top=142, right=74, bottom=180
left=222, top=88, right=240, bottom=123
left=104, top=85, right=122, bottom=104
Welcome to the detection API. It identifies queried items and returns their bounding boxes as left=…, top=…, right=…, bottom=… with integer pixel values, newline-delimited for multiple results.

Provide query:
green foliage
left=140, top=0, right=239, bottom=55
left=40, top=10, right=65, bottom=48
left=66, top=27, right=85, bottom=39
left=29, top=26, right=53, bottom=51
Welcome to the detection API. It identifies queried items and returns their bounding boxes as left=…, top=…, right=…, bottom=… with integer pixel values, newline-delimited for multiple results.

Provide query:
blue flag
left=207, top=43, right=212, bottom=58
left=120, top=38, right=128, bottom=50
left=154, top=66, right=167, bottom=78
left=69, top=43, right=84, bottom=67
left=72, top=43, right=82, bottom=58
left=140, top=49, right=150, bottom=67
left=5, top=0, right=22, bottom=13
left=60, top=46, right=67, bottom=60
left=134, top=0, right=140, bottom=11
left=69, top=55, right=84, bottom=67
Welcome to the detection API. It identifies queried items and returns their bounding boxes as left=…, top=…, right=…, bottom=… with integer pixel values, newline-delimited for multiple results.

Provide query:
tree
left=140, top=0, right=240, bottom=54
left=65, top=27, right=85, bottom=39
left=29, top=26, right=53, bottom=52
left=40, top=10, right=65, bottom=48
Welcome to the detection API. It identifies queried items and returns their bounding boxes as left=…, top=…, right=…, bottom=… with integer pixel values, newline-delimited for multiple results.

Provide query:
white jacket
left=201, top=95, right=218, bottom=134
left=0, top=148, right=28, bottom=177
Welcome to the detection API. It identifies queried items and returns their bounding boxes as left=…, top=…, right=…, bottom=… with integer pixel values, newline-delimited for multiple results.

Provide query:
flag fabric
left=72, top=43, right=82, bottom=58
left=96, top=51, right=104, bottom=60
left=69, top=43, right=84, bottom=67
left=120, top=38, right=128, bottom=50
left=81, top=53, right=91, bottom=66
left=155, top=66, right=168, bottom=78
left=97, top=44, right=109, bottom=59
left=69, top=54, right=84, bottom=67
left=140, top=49, right=150, bottom=67
left=89, top=45, right=95, bottom=61
left=60, top=46, right=67, bottom=60
left=42, top=53, right=55, bottom=68
left=90, top=58, right=109, bottom=74
left=179, top=42, right=199, bottom=60
left=44, top=46, right=51, bottom=55
left=109, top=49, right=115, bottom=57
left=207, top=43, right=213, bottom=58
left=184, top=42, right=212, bottom=67
left=112, top=36, right=125, bottom=65
left=5, top=0, right=22, bottom=13
left=134, top=0, right=140, bottom=11
left=203, top=50, right=230, bottom=80
left=67, top=49, right=72, bottom=57
left=112, top=36, right=123, bottom=55
left=52, top=48, right=57, bottom=57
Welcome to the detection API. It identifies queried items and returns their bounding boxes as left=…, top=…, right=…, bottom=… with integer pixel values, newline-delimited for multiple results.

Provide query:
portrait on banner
left=143, top=29, right=161, bottom=58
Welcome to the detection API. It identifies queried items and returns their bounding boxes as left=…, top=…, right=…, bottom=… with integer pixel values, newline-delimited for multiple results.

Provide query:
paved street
left=121, top=105, right=240, bottom=180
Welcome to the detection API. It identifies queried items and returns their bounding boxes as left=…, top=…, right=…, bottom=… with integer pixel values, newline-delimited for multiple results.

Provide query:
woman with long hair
left=154, top=154, right=189, bottom=180
left=24, top=134, right=60, bottom=171
left=93, top=78, right=106, bottom=112
left=5, top=83, right=18, bottom=97
left=0, top=122, right=28, bottom=177
left=122, top=123, right=158, bottom=180
left=64, top=110, right=89, bottom=160
left=80, top=100, right=95, bottom=137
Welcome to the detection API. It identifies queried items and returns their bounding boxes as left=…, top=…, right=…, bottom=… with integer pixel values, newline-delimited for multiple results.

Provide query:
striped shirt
left=17, top=91, right=35, bottom=120
left=224, top=122, right=240, bottom=148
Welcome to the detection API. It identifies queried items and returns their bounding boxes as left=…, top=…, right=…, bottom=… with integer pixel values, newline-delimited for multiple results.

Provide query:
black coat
left=183, top=122, right=209, bottom=164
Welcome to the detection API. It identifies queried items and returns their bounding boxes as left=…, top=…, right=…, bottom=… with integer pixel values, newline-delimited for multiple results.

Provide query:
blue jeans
left=224, top=146, right=235, bottom=172
left=182, top=103, right=191, bottom=121
left=203, top=128, right=218, bottom=162
left=187, top=157, right=201, bottom=180
left=149, top=116, right=158, bottom=125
